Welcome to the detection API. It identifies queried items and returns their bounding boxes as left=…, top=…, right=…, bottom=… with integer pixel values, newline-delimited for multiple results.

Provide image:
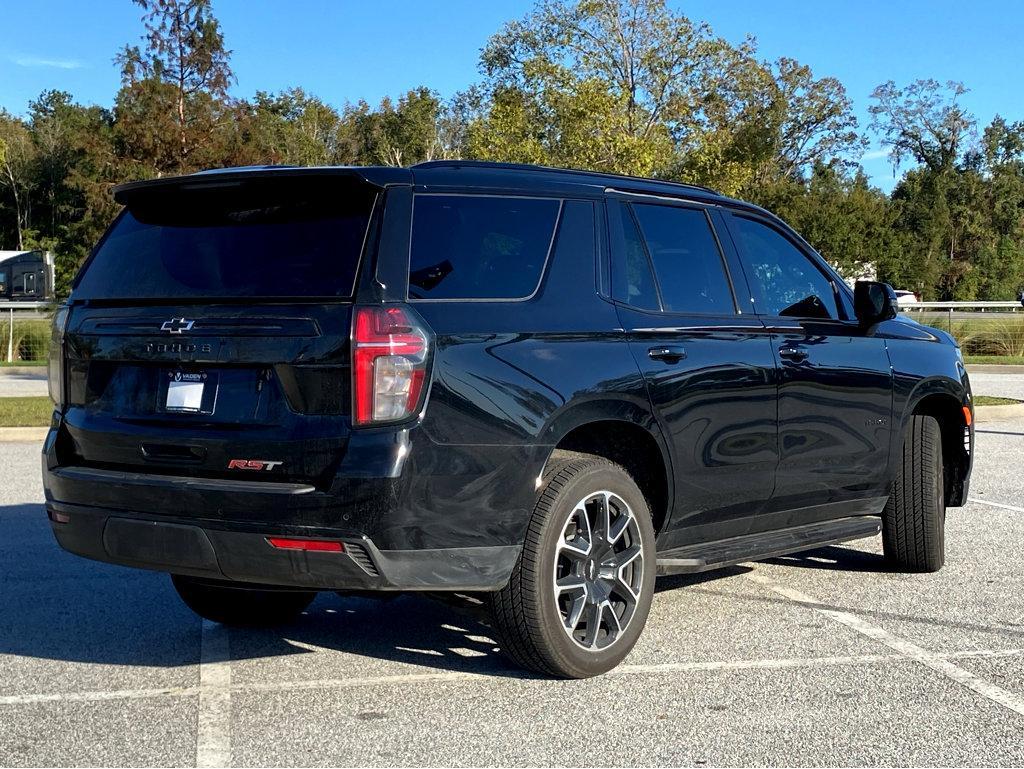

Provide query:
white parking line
left=195, top=620, right=232, bottom=769
left=0, top=685, right=201, bottom=707
left=1, top=647, right=1020, bottom=707
left=969, top=497, right=1024, bottom=513
left=745, top=571, right=1024, bottom=718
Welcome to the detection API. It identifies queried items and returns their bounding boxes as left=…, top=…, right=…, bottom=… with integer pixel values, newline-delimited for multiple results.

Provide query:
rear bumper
left=42, top=413, right=547, bottom=546
left=41, top=416, right=541, bottom=590
left=46, top=500, right=520, bottom=591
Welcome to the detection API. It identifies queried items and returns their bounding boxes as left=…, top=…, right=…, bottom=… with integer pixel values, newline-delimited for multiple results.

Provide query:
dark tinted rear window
left=631, top=204, right=735, bottom=314
left=408, top=195, right=560, bottom=300
left=613, top=204, right=660, bottom=311
left=75, top=178, right=375, bottom=299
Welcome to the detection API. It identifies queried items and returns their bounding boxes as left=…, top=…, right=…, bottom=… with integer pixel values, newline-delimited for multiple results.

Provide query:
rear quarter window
left=408, top=195, right=561, bottom=300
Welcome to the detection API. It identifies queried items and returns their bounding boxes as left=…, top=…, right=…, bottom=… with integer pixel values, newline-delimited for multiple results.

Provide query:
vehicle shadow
left=230, top=591, right=537, bottom=678
left=761, top=544, right=891, bottom=573
left=650, top=543, right=887, bottom=590
left=0, top=502, right=531, bottom=678
left=654, top=565, right=753, bottom=593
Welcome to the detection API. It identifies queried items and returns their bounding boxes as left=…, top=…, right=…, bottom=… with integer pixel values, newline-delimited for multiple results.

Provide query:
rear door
left=60, top=173, right=382, bottom=486
left=608, top=196, right=779, bottom=548
left=721, top=210, right=893, bottom=514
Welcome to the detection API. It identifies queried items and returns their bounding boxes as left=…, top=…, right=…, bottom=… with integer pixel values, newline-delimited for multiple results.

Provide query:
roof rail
left=411, top=159, right=720, bottom=196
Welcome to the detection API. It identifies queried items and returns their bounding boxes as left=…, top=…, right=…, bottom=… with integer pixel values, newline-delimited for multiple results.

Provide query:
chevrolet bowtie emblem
left=160, top=318, right=195, bottom=334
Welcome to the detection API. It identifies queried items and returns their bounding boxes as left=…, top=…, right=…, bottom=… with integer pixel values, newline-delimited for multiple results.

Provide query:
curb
left=974, top=404, right=1024, bottom=423
left=966, top=364, right=1024, bottom=374
left=0, top=366, right=47, bottom=376
left=0, top=426, right=48, bottom=442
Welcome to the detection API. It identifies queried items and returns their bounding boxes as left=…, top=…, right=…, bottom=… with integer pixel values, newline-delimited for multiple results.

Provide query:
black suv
left=42, top=161, right=973, bottom=678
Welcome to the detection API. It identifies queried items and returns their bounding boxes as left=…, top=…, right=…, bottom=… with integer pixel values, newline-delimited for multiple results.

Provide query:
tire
left=171, top=575, right=316, bottom=626
left=488, top=453, right=656, bottom=678
left=882, top=414, right=945, bottom=572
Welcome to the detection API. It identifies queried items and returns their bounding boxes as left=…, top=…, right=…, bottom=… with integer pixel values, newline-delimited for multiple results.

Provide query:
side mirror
left=854, top=281, right=898, bottom=326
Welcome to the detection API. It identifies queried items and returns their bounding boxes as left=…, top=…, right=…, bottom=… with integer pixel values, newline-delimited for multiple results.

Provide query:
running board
left=655, top=516, right=882, bottom=576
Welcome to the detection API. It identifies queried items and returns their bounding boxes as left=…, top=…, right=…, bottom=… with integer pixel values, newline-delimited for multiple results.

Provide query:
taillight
left=47, top=305, right=69, bottom=408
left=352, top=305, right=431, bottom=426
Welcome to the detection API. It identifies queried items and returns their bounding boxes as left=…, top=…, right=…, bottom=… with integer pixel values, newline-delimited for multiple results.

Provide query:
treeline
left=1, top=0, right=1023, bottom=299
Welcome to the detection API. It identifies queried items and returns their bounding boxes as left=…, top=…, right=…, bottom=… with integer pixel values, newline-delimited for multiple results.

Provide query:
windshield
left=74, top=177, right=376, bottom=300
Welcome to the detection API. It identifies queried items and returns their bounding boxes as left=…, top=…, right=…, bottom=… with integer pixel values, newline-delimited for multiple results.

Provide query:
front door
left=722, top=211, right=893, bottom=516
left=608, top=198, right=779, bottom=549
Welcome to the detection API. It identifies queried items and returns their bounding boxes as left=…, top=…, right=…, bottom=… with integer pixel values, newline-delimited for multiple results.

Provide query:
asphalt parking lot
left=1, top=419, right=1023, bottom=766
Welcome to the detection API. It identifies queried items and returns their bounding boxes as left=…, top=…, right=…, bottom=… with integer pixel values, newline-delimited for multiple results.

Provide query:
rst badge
left=227, top=459, right=284, bottom=471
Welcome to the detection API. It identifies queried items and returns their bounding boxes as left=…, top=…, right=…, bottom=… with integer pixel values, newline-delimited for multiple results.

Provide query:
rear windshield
left=75, top=178, right=376, bottom=300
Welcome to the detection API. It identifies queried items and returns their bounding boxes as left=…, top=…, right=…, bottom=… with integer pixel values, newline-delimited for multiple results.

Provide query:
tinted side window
left=612, top=203, right=659, bottom=311
left=732, top=216, right=839, bottom=319
left=409, top=195, right=560, bottom=300
left=631, top=204, right=735, bottom=314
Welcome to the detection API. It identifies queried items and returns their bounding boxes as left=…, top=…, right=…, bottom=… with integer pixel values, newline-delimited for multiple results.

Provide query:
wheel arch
left=901, top=376, right=972, bottom=506
left=538, top=398, right=673, bottom=536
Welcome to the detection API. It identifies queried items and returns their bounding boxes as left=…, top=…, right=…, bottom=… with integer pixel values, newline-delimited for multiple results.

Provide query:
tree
left=116, top=0, right=233, bottom=172
left=868, top=80, right=990, bottom=299
left=474, top=0, right=724, bottom=176
left=766, top=58, right=864, bottom=181
left=465, top=71, right=675, bottom=175
left=22, top=91, right=119, bottom=294
left=340, top=88, right=458, bottom=167
left=753, top=164, right=901, bottom=282
left=473, top=0, right=862, bottom=192
left=0, top=112, right=36, bottom=249
left=238, top=88, right=342, bottom=166
left=869, top=80, right=975, bottom=174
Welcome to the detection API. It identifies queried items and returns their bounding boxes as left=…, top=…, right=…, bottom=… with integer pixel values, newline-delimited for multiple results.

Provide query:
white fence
left=2, top=302, right=52, bottom=363
left=904, top=301, right=1022, bottom=311
left=903, top=302, right=1024, bottom=357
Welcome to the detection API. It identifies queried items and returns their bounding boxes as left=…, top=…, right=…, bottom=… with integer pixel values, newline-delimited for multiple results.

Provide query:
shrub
left=0, top=318, right=51, bottom=362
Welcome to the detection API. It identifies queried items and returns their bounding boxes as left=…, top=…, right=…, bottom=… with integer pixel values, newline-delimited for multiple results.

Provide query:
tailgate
left=61, top=303, right=353, bottom=484
left=57, top=172, right=378, bottom=485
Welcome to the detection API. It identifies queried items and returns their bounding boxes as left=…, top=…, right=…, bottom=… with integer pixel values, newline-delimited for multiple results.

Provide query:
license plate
left=162, top=370, right=218, bottom=414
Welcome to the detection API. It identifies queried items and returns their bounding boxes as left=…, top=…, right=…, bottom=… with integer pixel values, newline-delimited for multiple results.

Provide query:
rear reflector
left=963, top=405, right=973, bottom=426
left=48, top=509, right=71, bottom=524
left=266, top=537, right=344, bottom=552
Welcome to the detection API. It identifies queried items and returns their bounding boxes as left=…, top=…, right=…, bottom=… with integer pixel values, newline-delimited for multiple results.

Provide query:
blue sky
left=2, top=0, right=1021, bottom=191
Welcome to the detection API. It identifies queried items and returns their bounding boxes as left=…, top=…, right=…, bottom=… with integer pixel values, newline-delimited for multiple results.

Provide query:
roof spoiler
left=113, top=166, right=412, bottom=206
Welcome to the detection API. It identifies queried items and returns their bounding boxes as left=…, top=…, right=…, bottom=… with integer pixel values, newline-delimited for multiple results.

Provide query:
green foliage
left=0, top=319, right=50, bottom=362
left=238, top=88, right=343, bottom=166
left=912, top=313, right=1024, bottom=358
left=341, top=87, right=454, bottom=166
left=953, top=317, right=1024, bottom=358
left=751, top=165, right=901, bottom=281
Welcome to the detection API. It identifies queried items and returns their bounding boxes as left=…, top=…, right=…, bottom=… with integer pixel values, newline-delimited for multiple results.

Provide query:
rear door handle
left=648, top=346, right=686, bottom=363
left=779, top=346, right=809, bottom=362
